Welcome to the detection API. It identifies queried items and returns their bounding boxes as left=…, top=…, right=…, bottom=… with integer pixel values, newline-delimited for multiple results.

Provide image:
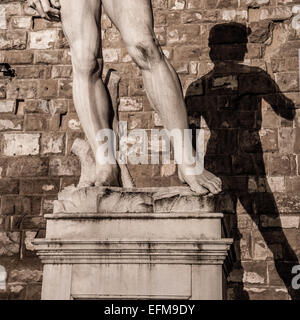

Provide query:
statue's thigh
left=60, top=0, right=102, bottom=52
left=102, top=0, right=154, bottom=42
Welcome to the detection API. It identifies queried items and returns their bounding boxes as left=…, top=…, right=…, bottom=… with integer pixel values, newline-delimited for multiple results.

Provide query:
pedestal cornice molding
left=44, top=212, right=224, bottom=219
left=34, top=239, right=233, bottom=265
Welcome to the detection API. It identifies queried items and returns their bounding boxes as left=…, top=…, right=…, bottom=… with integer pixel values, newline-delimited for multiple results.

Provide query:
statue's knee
left=72, top=57, right=100, bottom=77
left=127, top=39, right=162, bottom=70
left=71, top=46, right=100, bottom=76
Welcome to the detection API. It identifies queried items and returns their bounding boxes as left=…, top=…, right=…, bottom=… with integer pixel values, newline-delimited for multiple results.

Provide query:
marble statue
left=27, top=0, right=222, bottom=195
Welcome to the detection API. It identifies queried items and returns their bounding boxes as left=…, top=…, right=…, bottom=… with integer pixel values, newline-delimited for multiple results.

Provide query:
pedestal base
left=34, top=187, right=233, bottom=300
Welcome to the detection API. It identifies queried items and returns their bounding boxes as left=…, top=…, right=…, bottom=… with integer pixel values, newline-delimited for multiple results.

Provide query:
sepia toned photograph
left=0, top=0, right=300, bottom=306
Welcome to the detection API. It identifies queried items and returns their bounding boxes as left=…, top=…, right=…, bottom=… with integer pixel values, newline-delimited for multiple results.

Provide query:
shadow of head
left=209, top=23, right=251, bottom=63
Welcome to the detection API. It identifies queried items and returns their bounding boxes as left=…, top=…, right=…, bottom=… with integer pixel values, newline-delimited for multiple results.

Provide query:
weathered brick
left=24, top=100, right=50, bottom=114
left=6, top=157, right=48, bottom=178
left=10, top=267, right=42, bottom=283
left=286, top=176, right=300, bottom=193
left=103, top=48, right=120, bottom=63
left=169, top=0, right=186, bottom=10
left=1, top=3, right=22, bottom=17
left=242, top=262, right=267, bottom=284
left=259, top=7, right=292, bottom=21
left=267, top=176, right=285, bottom=193
left=1, top=196, right=31, bottom=216
left=261, top=215, right=300, bottom=229
left=186, top=0, right=204, bottom=9
left=278, top=128, right=296, bottom=154
left=41, top=132, right=65, bottom=155
left=0, top=232, right=20, bottom=256
left=34, top=50, right=62, bottom=64
left=275, top=72, right=299, bottom=93
left=3, top=51, right=33, bottom=64
left=6, top=80, right=38, bottom=99
left=14, top=66, right=48, bottom=79
left=0, top=179, right=19, bottom=194
left=249, top=21, right=271, bottom=43
left=0, top=118, right=22, bottom=131
left=51, top=66, right=72, bottom=79
left=24, top=114, right=48, bottom=131
left=10, top=16, right=32, bottom=30
left=259, top=128, right=278, bottom=152
left=20, top=179, right=60, bottom=195
left=38, top=80, right=58, bottom=98
left=1, top=196, right=41, bottom=217
left=119, top=97, right=143, bottom=112
left=49, top=156, right=80, bottom=176
left=221, top=9, right=248, bottom=22
left=273, top=193, right=300, bottom=213
left=0, top=30, right=26, bottom=50
left=267, top=154, right=296, bottom=176
left=2, top=133, right=40, bottom=157
left=167, top=25, right=200, bottom=45
left=33, top=18, right=61, bottom=31
left=28, top=30, right=58, bottom=50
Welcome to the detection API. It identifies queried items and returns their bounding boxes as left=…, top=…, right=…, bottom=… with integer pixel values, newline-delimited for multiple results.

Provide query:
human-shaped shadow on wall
left=185, top=23, right=299, bottom=300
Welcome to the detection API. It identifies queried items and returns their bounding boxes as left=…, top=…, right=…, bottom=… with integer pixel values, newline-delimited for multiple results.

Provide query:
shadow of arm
left=263, top=73, right=295, bottom=121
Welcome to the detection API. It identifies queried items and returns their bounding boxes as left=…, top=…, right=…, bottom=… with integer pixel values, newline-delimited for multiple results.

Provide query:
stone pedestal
left=34, top=186, right=233, bottom=300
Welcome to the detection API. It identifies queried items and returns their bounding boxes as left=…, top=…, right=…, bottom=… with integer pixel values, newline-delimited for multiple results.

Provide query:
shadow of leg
left=219, top=182, right=250, bottom=300
left=229, top=225, right=250, bottom=300
left=241, top=190, right=300, bottom=300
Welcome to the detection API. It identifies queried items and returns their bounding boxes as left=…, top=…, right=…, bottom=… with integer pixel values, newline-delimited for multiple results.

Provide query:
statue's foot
left=76, top=164, right=120, bottom=189
left=178, top=164, right=222, bottom=195
left=95, top=164, right=120, bottom=187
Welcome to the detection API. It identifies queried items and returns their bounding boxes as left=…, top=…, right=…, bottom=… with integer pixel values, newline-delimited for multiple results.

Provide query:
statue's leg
left=60, top=0, right=119, bottom=187
left=102, top=0, right=222, bottom=194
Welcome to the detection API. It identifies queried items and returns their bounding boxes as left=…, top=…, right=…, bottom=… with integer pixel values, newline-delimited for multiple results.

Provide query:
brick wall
left=0, top=0, right=300, bottom=300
